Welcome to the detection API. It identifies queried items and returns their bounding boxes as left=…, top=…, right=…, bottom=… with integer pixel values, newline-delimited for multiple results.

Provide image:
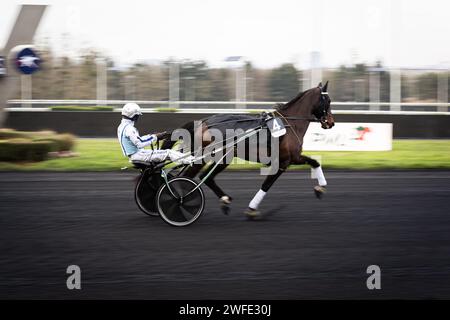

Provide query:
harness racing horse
left=161, top=82, right=335, bottom=219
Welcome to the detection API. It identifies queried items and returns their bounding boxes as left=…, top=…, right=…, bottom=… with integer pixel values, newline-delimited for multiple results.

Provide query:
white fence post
left=390, top=69, right=401, bottom=111
left=96, top=58, right=107, bottom=106
left=310, top=51, right=322, bottom=88
left=388, top=0, right=402, bottom=112
left=369, top=69, right=381, bottom=111
left=169, top=62, right=179, bottom=109
left=21, top=75, right=32, bottom=108
left=437, top=71, right=448, bottom=112
left=235, top=63, right=246, bottom=109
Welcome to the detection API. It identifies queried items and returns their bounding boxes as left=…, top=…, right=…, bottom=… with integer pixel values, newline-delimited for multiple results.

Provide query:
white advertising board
left=303, top=122, right=393, bottom=151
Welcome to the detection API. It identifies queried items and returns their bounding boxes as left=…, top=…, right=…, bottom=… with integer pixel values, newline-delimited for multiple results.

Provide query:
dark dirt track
left=1, top=170, right=449, bottom=299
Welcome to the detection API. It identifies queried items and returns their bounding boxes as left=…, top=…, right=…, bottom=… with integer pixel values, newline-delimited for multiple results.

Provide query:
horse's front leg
left=292, top=155, right=327, bottom=199
left=244, top=168, right=286, bottom=220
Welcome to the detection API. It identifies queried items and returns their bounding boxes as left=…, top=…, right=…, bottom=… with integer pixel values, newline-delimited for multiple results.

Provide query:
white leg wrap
left=313, top=166, right=327, bottom=186
left=220, top=195, right=231, bottom=204
left=249, top=189, right=266, bottom=210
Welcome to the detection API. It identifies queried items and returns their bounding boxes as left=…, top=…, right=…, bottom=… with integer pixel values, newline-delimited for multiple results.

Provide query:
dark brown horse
left=162, top=82, right=335, bottom=219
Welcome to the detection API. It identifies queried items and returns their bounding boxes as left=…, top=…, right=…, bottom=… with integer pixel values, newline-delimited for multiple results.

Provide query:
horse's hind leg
left=199, top=163, right=232, bottom=214
left=182, top=163, right=204, bottom=179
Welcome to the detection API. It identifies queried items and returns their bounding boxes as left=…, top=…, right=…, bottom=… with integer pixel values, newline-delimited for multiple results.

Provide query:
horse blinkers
left=315, top=84, right=334, bottom=129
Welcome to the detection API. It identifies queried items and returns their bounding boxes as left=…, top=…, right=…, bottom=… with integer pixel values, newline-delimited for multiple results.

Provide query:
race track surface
left=1, top=170, right=449, bottom=299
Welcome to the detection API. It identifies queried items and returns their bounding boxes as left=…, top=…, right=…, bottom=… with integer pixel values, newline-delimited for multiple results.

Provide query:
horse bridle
left=274, top=89, right=331, bottom=144
left=313, top=90, right=330, bottom=123
left=275, top=89, right=330, bottom=123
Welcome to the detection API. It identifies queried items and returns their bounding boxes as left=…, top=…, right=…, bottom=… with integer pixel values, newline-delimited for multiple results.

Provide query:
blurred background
left=1, top=0, right=448, bottom=111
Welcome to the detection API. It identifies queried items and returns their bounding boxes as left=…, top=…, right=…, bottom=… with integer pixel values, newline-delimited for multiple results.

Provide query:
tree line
left=15, top=47, right=449, bottom=103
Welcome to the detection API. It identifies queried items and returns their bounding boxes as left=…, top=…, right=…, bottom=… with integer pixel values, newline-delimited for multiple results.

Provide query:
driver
left=117, top=102, right=194, bottom=165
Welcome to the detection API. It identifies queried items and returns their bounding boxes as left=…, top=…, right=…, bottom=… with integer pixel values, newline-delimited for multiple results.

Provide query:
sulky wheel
left=135, top=170, right=170, bottom=216
left=156, top=177, right=205, bottom=227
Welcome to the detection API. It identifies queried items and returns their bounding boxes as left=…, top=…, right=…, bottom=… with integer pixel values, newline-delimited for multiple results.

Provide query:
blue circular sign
left=15, top=47, right=40, bottom=75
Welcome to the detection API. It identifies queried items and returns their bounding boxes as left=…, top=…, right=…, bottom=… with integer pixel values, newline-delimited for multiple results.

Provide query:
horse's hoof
left=314, top=185, right=326, bottom=199
left=244, top=208, right=262, bottom=220
left=220, top=203, right=230, bottom=215
left=220, top=196, right=232, bottom=215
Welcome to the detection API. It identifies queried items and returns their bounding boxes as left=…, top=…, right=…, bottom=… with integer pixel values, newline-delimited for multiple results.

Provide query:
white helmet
left=121, top=102, right=142, bottom=119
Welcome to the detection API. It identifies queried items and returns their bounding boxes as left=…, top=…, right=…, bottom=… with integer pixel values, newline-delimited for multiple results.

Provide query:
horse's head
left=312, top=81, right=335, bottom=129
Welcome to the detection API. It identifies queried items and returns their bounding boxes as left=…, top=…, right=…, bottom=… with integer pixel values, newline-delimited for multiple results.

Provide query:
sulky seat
left=131, top=160, right=154, bottom=170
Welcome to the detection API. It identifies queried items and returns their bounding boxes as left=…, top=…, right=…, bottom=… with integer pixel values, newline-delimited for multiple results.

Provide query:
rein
left=273, top=110, right=319, bottom=146
left=202, top=117, right=264, bottom=129
left=273, top=110, right=302, bottom=145
left=281, top=116, right=320, bottom=122
left=204, top=113, right=319, bottom=130
left=196, top=111, right=320, bottom=148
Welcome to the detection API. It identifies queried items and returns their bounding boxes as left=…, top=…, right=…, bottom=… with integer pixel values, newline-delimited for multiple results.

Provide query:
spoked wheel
left=156, top=177, right=205, bottom=227
left=135, top=170, right=169, bottom=216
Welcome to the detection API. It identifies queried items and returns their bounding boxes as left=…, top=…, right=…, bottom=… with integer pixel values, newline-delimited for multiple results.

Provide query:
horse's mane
left=274, top=89, right=309, bottom=111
